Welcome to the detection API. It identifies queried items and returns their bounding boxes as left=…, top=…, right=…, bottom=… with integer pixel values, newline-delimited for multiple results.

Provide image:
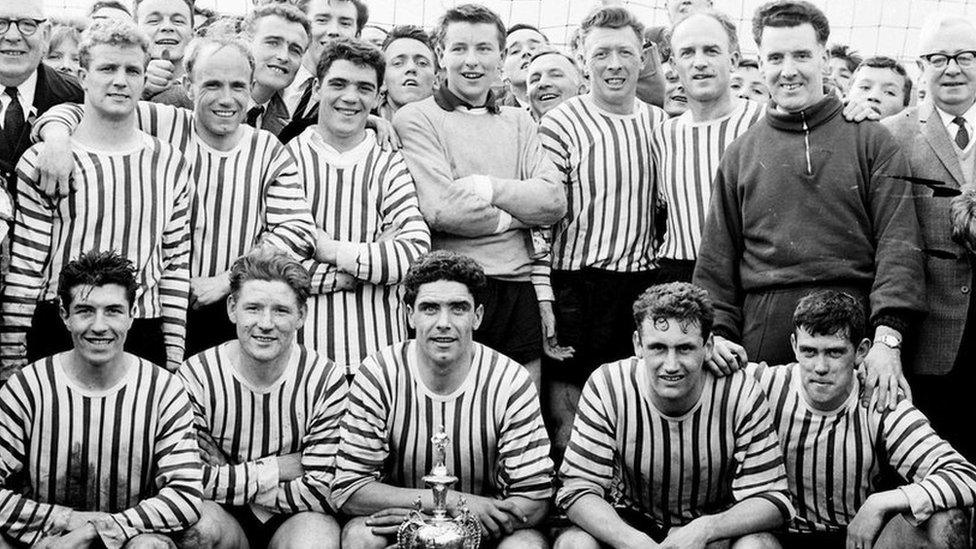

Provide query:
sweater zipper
left=801, top=111, right=813, bottom=175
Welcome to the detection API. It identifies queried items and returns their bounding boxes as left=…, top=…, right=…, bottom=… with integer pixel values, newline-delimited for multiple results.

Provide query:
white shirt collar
left=283, top=65, right=316, bottom=116
left=1, top=70, right=39, bottom=120
left=936, top=100, right=976, bottom=133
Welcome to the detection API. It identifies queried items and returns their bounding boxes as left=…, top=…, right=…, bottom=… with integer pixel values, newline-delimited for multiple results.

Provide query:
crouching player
left=751, top=290, right=976, bottom=549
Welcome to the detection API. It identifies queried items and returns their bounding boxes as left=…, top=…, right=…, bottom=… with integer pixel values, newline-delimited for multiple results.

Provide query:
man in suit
left=883, top=13, right=976, bottom=462
left=0, top=0, right=82, bottom=204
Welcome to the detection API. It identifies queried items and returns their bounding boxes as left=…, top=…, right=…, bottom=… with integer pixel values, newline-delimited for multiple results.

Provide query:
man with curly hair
left=332, top=251, right=553, bottom=549
left=555, top=282, right=792, bottom=549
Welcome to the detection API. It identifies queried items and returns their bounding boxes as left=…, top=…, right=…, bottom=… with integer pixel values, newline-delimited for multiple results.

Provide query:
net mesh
left=43, top=0, right=976, bottom=62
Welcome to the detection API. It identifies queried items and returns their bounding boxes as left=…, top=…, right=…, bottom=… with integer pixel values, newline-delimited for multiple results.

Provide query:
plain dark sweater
left=693, top=95, right=925, bottom=339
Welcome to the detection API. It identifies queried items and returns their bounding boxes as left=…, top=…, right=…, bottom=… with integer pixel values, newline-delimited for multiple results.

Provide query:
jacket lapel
left=920, top=101, right=967, bottom=187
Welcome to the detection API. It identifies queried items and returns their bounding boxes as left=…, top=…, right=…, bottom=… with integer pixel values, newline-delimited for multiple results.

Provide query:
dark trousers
left=184, top=300, right=237, bottom=358
left=26, top=300, right=166, bottom=366
left=741, top=283, right=869, bottom=365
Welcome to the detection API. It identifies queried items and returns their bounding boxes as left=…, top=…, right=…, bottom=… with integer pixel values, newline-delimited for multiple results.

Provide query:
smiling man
left=135, top=0, right=194, bottom=107
left=393, top=4, right=565, bottom=385
left=287, top=37, right=430, bottom=371
left=178, top=248, right=348, bottom=549
left=332, top=250, right=553, bottom=549
left=693, top=1, right=924, bottom=409
left=651, top=10, right=764, bottom=286
left=0, top=19, right=193, bottom=374
left=554, top=282, right=792, bottom=549
left=746, top=291, right=976, bottom=549
left=525, top=48, right=583, bottom=120
left=500, top=23, right=548, bottom=110
left=0, top=251, right=202, bottom=548
left=538, top=6, right=666, bottom=460
left=377, top=25, right=437, bottom=120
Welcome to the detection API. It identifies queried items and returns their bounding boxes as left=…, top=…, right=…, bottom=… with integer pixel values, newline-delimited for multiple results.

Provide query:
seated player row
left=0, top=248, right=972, bottom=549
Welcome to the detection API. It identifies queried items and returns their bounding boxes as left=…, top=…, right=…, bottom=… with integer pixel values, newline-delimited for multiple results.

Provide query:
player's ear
left=853, top=337, right=871, bottom=366
left=406, top=304, right=416, bottom=330
left=472, top=303, right=484, bottom=331
left=226, top=292, right=238, bottom=324
left=632, top=330, right=642, bottom=358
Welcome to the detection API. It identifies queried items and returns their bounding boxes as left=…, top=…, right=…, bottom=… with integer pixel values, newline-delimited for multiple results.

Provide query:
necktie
left=3, top=87, right=25, bottom=142
left=245, top=105, right=264, bottom=128
left=954, top=116, right=970, bottom=150
left=292, top=77, right=315, bottom=120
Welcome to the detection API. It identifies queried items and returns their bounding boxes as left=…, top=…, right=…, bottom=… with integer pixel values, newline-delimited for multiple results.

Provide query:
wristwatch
left=874, top=334, right=902, bottom=350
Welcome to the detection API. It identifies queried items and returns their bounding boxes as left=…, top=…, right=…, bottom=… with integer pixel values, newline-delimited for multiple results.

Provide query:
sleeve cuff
left=252, top=458, right=281, bottom=507
left=534, top=286, right=555, bottom=303
left=335, top=242, right=361, bottom=275
left=898, top=484, right=935, bottom=524
left=494, top=211, right=513, bottom=234
left=873, top=314, right=909, bottom=338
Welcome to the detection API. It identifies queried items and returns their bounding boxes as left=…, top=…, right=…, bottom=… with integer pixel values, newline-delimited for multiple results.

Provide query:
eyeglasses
left=920, top=51, right=976, bottom=69
left=0, top=18, right=47, bottom=37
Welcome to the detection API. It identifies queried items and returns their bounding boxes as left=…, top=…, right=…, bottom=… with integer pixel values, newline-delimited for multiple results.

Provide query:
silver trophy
left=397, top=430, right=482, bottom=549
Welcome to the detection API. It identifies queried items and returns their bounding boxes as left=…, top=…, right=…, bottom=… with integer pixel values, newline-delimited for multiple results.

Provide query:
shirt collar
left=3, top=70, right=38, bottom=117
left=433, top=85, right=500, bottom=115
left=936, top=100, right=976, bottom=131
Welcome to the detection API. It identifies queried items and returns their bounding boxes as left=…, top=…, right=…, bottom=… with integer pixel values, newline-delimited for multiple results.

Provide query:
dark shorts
left=474, top=277, right=541, bottom=364
left=655, top=258, right=696, bottom=284
left=184, top=299, right=236, bottom=358
left=26, top=300, right=167, bottom=366
left=547, top=268, right=657, bottom=387
left=224, top=505, right=293, bottom=548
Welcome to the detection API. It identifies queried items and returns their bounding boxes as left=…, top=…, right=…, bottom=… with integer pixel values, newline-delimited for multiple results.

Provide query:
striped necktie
left=953, top=116, right=970, bottom=150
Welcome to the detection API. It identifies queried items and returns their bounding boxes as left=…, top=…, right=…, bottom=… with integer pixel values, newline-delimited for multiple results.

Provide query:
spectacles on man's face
left=920, top=50, right=976, bottom=69
left=0, top=17, right=47, bottom=37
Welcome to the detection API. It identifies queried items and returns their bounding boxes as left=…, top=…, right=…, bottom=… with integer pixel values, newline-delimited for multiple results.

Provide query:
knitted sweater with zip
left=693, top=94, right=925, bottom=340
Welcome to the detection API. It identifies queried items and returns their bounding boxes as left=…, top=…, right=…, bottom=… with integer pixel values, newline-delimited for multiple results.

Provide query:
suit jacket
left=260, top=92, right=290, bottom=137
left=883, top=102, right=973, bottom=375
left=0, top=64, right=83, bottom=195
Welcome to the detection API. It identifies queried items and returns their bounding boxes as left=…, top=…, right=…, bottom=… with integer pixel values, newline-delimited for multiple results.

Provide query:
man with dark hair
left=89, top=0, right=133, bottom=20
left=0, top=250, right=202, bottom=547
left=730, top=57, right=770, bottom=103
left=694, top=0, right=924, bottom=411
left=847, top=56, right=912, bottom=119
left=135, top=0, right=195, bottom=107
left=500, top=23, right=548, bottom=110
left=279, top=0, right=367, bottom=142
left=525, top=48, right=584, bottom=120
left=378, top=25, right=436, bottom=120
left=244, top=2, right=312, bottom=136
left=828, top=43, right=862, bottom=97
left=1, top=20, right=194, bottom=374
left=743, top=290, right=976, bottom=549
left=883, top=14, right=976, bottom=462
left=332, top=250, right=553, bottom=549
left=539, top=5, right=666, bottom=459
left=289, top=37, right=430, bottom=371
left=394, top=4, right=565, bottom=384
left=178, top=247, right=347, bottom=549
left=554, top=282, right=792, bottom=549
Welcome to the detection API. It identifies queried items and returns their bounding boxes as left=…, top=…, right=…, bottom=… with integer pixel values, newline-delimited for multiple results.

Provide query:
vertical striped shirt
left=650, top=100, right=764, bottom=261
left=188, top=126, right=315, bottom=277
left=330, top=341, right=553, bottom=510
left=288, top=129, right=431, bottom=368
left=178, top=342, right=348, bottom=515
left=749, top=362, right=976, bottom=532
left=557, top=359, right=793, bottom=528
left=1, top=134, right=192, bottom=371
left=0, top=353, right=202, bottom=546
left=539, top=95, right=667, bottom=272
left=30, top=102, right=315, bottom=277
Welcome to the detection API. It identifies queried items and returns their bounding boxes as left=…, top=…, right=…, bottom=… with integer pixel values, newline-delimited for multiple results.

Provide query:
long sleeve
left=0, top=152, right=53, bottom=375
left=260, top=145, right=316, bottom=261
left=392, top=105, right=505, bottom=237
left=332, top=155, right=430, bottom=285
left=0, top=377, right=73, bottom=544
left=329, top=357, right=391, bottom=511
left=881, top=401, right=976, bottom=523
left=865, top=136, right=925, bottom=331
left=101, top=383, right=203, bottom=547
left=730, top=378, right=794, bottom=521
left=692, top=157, right=745, bottom=341
left=159, top=157, right=193, bottom=370
left=495, top=367, right=553, bottom=501
left=29, top=102, right=84, bottom=143
left=556, top=374, right=617, bottom=511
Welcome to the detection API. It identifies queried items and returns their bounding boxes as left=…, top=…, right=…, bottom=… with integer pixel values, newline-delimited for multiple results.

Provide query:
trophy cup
left=397, top=430, right=482, bottom=549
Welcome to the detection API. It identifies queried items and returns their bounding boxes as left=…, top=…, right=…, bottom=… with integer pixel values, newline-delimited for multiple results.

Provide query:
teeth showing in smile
left=461, top=72, right=482, bottom=80
left=268, top=65, right=286, bottom=74
left=660, top=374, right=683, bottom=382
left=606, top=77, right=625, bottom=86
left=782, top=82, right=801, bottom=91
left=336, top=107, right=359, bottom=116
left=539, top=93, right=559, bottom=101
left=213, top=110, right=236, bottom=118
left=253, top=335, right=275, bottom=343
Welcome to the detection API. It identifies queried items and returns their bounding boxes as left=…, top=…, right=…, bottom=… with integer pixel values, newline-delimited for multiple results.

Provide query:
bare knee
left=926, top=509, right=972, bottom=549
left=340, top=517, right=389, bottom=549
left=180, top=501, right=248, bottom=549
left=497, top=529, right=549, bottom=549
left=124, top=533, right=176, bottom=549
left=729, top=532, right=782, bottom=549
left=268, top=512, right=339, bottom=549
left=553, top=526, right=601, bottom=549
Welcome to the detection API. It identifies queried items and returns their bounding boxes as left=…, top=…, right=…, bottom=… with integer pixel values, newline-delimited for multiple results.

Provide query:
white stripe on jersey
left=539, top=95, right=667, bottom=272
left=650, top=100, right=764, bottom=261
